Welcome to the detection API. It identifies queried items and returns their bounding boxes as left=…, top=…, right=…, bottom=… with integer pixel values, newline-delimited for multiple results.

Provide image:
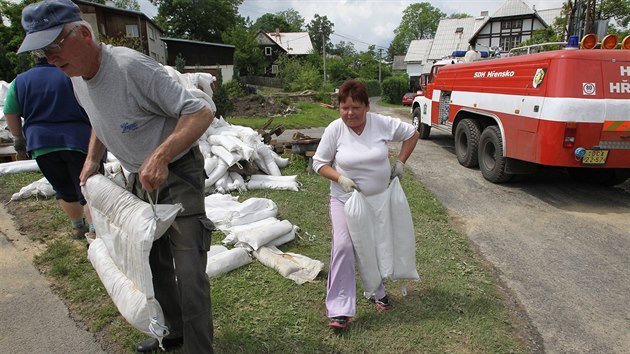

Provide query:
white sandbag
left=188, top=87, right=217, bottom=115
left=0, top=159, right=40, bottom=175
left=344, top=178, right=419, bottom=296
left=193, top=72, right=216, bottom=98
left=204, top=194, right=240, bottom=227
left=223, top=217, right=293, bottom=250
left=255, top=143, right=281, bottom=176
left=345, top=191, right=382, bottom=295
left=228, top=197, right=278, bottom=227
left=233, top=218, right=293, bottom=250
left=253, top=245, right=323, bottom=284
left=208, top=135, right=240, bottom=152
left=89, top=239, right=167, bottom=339
left=272, top=153, right=289, bottom=168
left=204, top=156, right=219, bottom=176
left=246, top=174, right=299, bottom=192
left=211, top=145, right=237, bottom=166
left=205, top=159, right=228, bottom=188
left=198, top=140, right=212, bottom=157
left=84, top=174, right=183, bottom=340
left=208, top=244, right=228, bottom=257
left=205, top=247, right=252, bottom=278
left=10, top=176, right=55, bottom=201
left=388, top=178, right=419, bottom=280
left=214, top=172, right=231, bottom=194
left=227, top=172, right=247, bottom=193
left=267, top=225, right=298, bottom=247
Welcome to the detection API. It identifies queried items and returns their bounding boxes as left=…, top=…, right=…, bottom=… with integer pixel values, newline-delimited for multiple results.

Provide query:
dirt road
left=372, top=98, right=630, bottom=353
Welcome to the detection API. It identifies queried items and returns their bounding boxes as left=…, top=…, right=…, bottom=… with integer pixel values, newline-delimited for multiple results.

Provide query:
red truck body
left=411, top=48, right=630, bottom=184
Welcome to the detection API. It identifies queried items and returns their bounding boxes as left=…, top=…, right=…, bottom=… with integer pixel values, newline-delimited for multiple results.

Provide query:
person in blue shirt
left=4, top=55, right=101, bottom=240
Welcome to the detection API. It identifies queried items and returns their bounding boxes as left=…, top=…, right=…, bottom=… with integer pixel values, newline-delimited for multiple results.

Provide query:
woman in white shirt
left=312, top=80, right=419, bottom=329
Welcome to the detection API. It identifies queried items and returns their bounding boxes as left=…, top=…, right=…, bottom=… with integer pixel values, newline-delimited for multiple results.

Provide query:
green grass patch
left=226, top=101, right=337, bottom=129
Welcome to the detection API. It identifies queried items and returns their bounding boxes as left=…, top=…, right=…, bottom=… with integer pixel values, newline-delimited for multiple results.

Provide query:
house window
left=149, top=28, right=155, bottom=41
left=455, top=27, right=464, bottom=33
left=501, top=20, right=522, bottom=30
left=500, top=35, right=521, bottom=50
left=265, top=47, right=272, bottom=56
left=271, top=65, right=279, bottom=74
left=126, top=24, right=139, bottom=38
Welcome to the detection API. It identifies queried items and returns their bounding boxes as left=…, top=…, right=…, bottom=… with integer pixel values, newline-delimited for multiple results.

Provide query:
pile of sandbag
left=199, top=117, right=298, bottom=194
left=203, top=193, right=323, bottom=284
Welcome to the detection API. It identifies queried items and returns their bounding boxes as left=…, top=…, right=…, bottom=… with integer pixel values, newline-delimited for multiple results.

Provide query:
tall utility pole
left=322, top=32, right=327, bottom=85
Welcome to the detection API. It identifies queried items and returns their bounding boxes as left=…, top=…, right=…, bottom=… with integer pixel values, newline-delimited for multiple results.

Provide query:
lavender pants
left=326, top=196, right=385, bottom=318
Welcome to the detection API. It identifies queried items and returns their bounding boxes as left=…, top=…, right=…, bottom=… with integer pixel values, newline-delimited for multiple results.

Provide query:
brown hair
left=338, top=80, right=369, bottom=106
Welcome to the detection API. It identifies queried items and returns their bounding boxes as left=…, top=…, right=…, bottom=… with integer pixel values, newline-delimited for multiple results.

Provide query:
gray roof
left=426, top=17, right=485, bottom=61
left=264, top=32, right=314, bottom=55
left=492, top=0, right=534, bottom=17
left=404, top=39, right=433, bottom=63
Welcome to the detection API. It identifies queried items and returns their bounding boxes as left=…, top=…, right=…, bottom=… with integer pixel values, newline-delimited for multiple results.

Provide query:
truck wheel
left=479, top=126, right=512, bottom=183
left=567, top=168, right=630, bottom=186
left=454, top=118, right=481, bottom=167
left=412, top=107, right=431, bottom=139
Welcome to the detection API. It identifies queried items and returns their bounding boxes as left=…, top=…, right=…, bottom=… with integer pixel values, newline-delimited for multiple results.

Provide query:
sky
left=237, top=0, right=565, bottom=51
left=139, top=0, right=566, bottom=51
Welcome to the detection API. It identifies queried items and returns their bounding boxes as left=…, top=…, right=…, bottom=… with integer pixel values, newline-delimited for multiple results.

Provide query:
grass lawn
left=0, top=100, right=531, bottom=353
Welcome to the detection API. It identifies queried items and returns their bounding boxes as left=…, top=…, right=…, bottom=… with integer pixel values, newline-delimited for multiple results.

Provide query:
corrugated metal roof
left=404, top=39, right=433, bottom=63
left=537, top=8, right=563, bottom=26
left=427, top=17, right=478, bottom=61
left=264, top=32, right=314, bottom=55
left=492, top=0, right=534, bottom=18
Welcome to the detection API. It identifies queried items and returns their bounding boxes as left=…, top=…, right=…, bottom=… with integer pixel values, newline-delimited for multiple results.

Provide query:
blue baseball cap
left=18, top=0, right=82, bottom=54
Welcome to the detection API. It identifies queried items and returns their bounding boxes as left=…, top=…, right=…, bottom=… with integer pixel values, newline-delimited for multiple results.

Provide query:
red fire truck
left=411, top=34, right=630, bottom=185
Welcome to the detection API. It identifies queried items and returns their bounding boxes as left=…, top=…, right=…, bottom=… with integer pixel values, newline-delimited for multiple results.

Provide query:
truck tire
left=479, top=125, right=512, bottom=183
left=412, top=107, right=431, bottom=139
left=454, top=118, right=481, bottom=167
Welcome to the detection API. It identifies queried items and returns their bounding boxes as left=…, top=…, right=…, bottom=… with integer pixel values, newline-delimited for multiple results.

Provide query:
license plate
left=582, top=149, right=609, bottom=165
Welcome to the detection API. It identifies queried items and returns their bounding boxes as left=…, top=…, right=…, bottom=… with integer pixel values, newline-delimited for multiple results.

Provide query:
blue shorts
left=35, top=150, right=91, bottom=204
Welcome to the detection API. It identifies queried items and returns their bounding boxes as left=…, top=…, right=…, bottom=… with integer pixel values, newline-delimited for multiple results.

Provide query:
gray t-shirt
left=71, top=44, right=205, bottom=172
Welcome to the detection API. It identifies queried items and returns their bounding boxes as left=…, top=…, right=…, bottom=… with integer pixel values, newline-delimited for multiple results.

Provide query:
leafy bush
left=276, top=54, right=322, bottom=92
left=213, top=85, right=233, bottom=118
left=382, top=76, right=408, bottom=103
left=356, top=78, right=381, bottom=97
left=221, top=80, right=245, bottom=99
left=316, top=83, right=335, bottom=104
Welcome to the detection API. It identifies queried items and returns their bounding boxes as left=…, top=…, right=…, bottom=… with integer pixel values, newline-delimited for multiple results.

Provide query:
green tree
left=386, top=35, right=407, bottom=60
left=448, top=13, right=471, bottom=19
left=114, top=0, right=140, bottom=11
left=326, top=56, right=357, bottom=86
left=222, top=25, right=265, bottom=76
left=307, top=14, right=334, bottom=54
left=328, top=41, right=356, bottom=57
left=599, top=0, right=630, bottom=28
left=390, top=2, right=445, bottom=56
left=252, top=13, right=291, bottom=32
left=277, top=9, right=304, bottom=32
left=0, top=0, right=37, bottom=81
left=275, top=53, right=321, bottom=91
left=151, top=0, right=243, bottom=43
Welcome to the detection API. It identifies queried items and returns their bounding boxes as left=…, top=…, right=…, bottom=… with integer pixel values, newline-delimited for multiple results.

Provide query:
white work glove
left=337, top=175, right=358, bottom=193
left=390, top=159, right=404, bottom=181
